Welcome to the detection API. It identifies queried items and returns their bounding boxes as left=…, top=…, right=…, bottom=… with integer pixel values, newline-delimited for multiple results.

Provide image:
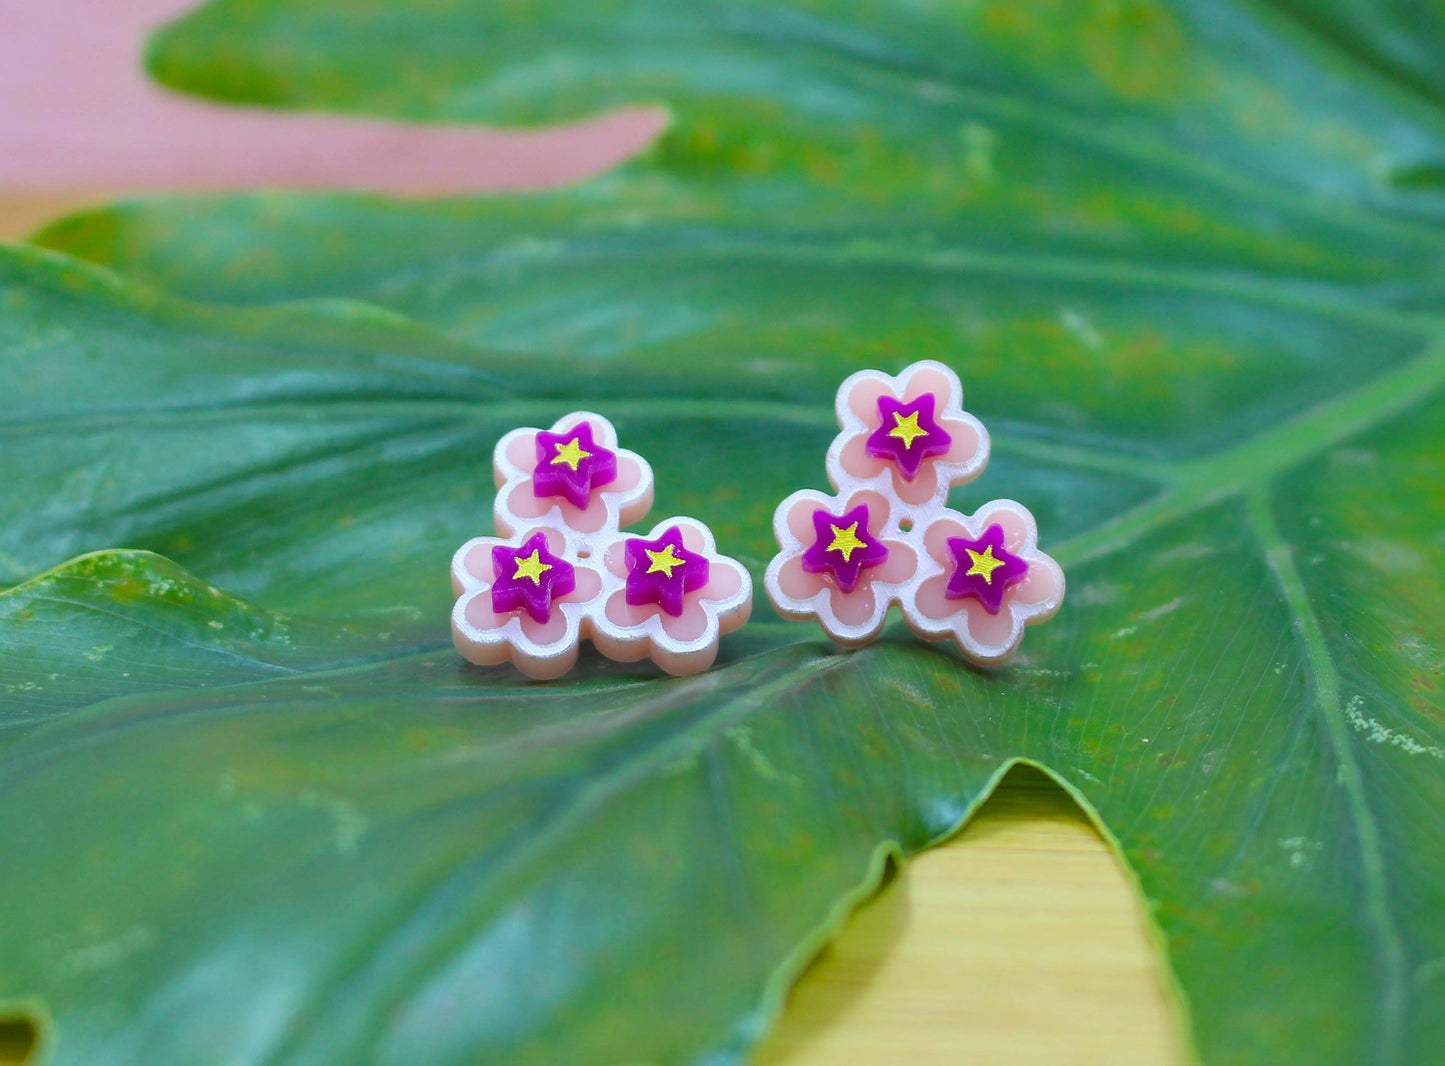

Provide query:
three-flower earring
left=764, top=360, right=1065, bottom=665
left=451, top=412, right=752, bottom=679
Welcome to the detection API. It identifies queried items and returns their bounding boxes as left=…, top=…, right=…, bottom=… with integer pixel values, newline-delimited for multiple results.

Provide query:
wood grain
left=1, top=197, right=1186, bottom=1066
left=757, top=768, right=1187, bottom=1066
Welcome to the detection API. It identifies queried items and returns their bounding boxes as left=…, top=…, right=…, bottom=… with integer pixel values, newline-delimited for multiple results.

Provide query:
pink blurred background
left=0, top=0, right=662, bottom=194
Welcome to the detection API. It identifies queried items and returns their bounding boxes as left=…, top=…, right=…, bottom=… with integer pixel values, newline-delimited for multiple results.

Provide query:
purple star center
left=532, top=421, right=618, bottom=510
left=945, top=524, right=1029, bottom=615
left=625, top=525, right=711, bottom=618
left=490, top=532, right=576, bottom=625
left=801, top=503, right=889, bottom=594
left=865, top=393, right=952, bottom=480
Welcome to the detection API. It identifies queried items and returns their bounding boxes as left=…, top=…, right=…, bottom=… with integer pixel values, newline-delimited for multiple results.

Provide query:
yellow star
left=965, top=544, right=1006, bottom=584
left=827, top=522, right=868, bottom=563
left=645, top=543, right=685, bottom=578
left=888, top=409, right=929, bottom=449
left=512, top=548, right=553, bottom=585
left=551, top=436, right=593, bottom=471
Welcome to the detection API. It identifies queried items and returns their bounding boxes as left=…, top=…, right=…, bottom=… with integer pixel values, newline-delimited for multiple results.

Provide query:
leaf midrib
left=1055, top=337, right=1445, bottom=567
left=1247, top=485, right=1406, bottom=1064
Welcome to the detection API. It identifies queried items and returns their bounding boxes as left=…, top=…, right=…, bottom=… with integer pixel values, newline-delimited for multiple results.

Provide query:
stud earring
left=765, top=361, right=1064, bottom=665
left=452, top=412, right=752, bottom=679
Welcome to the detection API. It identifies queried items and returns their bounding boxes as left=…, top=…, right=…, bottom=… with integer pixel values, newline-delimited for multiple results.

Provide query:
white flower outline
left=450, top=526, right=604, bottom=681
left=825, top=359, right=990, bottom=521
left=763, top=486, right=918, bottom=646
left=902, top=498, right=1066, bottom=666
left=590, top=517, right=753, bottom=677
left=493, top=410, right=654, bottom=549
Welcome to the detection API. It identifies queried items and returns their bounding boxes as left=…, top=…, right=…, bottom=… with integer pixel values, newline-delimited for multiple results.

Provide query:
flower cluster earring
left=451, top=412, right=752, bottom=679
left=764, top=361, right=1064, bottom=665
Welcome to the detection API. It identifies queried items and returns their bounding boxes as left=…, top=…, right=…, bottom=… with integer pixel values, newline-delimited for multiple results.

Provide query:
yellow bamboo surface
left=758, top=767, right=1186, bottom=1065
left=1, top=196, right=1186, bottom=1066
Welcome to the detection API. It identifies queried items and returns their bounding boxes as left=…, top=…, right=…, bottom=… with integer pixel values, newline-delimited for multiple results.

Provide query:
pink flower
left=764, top=487, right=918, bottom=645
left=827, top=360, right=988, bottom=508
left=904, top=500, right=1065, bottom=665
left=592, top=517, right=752, bottom=677
left=455, top=411, right=758, bottom=678
left=451, top=527, right=604, bottom=680
left=494, top=411, right=653, bottom=539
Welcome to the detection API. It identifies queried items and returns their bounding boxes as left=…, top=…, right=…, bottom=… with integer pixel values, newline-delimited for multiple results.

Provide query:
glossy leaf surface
left=12, top=1, right=1445, bottom=1064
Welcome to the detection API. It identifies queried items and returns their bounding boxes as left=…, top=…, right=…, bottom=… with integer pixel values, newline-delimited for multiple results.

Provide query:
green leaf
left=12, top=0, right=1445, bottom=1063
left=0, top=550, right=375, bottom=730
left=37, top=0, right=1445, bottom=308
left=138, top=0, right=1445, bottom=223
left=5, top=230, right=1445, bottom=1063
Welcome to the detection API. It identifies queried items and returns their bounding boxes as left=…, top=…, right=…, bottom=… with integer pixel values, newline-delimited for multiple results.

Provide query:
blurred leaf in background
left=5, top=1, right=1445, bottom=1064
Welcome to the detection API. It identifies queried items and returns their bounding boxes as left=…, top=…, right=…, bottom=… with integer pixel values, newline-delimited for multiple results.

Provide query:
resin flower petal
left=451, top=526, right=604, bottom=680
left=494, top=411, right=653, bottom=541
left=904, top=499, right=1065, bottom=665
left=764, top=487, right=916, bottom=646
left=593, top=517, right=753, bottom=677
left=827, top=360, right=989, bottom=511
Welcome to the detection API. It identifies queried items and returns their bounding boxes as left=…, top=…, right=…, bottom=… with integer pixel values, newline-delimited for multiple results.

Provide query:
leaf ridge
left=299, top=231, right=1445, bottom=330
left=1246, top=484, right=1406, bottom=1064
left=253, top=648, right=853, bottom=1066
left=1239, top=0, right=1445, bottom=135
left=1056, top=339, right=1445, bottom=567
